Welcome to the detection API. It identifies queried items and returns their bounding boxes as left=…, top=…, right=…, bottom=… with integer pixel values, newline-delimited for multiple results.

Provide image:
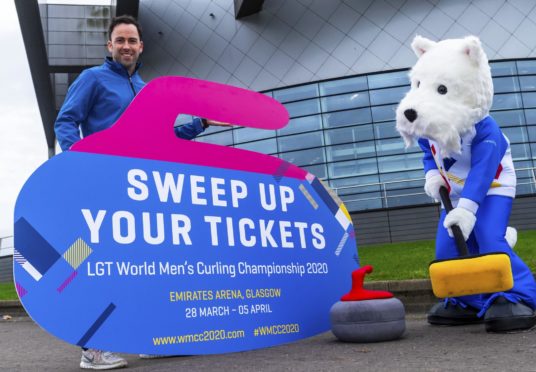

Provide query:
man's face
left=107, top=23, right=143, bottom=74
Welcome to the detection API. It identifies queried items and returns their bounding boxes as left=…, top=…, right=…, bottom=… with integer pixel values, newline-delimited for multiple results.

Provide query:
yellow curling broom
left=429, top=186, right=514, bottom=298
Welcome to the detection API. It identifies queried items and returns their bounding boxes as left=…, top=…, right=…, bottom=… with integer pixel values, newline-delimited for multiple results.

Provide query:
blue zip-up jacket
left=55, top=58, right=205, bottom=151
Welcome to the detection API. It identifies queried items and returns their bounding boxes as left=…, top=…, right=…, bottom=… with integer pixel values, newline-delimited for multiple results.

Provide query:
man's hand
left=204, top=119, right=232, bottom=127
left=443, top=207, right=476, bottom=241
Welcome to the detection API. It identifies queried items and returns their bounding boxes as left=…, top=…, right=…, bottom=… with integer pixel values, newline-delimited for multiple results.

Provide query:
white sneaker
left=80, top=349, right=127, bottom=370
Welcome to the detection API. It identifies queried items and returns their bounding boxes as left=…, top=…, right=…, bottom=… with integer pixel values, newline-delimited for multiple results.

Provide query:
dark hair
left=108, top=15, right=143, bottom=41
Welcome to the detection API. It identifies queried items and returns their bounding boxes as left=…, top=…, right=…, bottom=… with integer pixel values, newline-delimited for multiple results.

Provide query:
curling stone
left=330, top=265, right=405, bottom=342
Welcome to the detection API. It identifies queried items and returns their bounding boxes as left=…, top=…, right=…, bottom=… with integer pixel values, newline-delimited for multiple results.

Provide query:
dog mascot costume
left=396, top=35, right=536, bottom=332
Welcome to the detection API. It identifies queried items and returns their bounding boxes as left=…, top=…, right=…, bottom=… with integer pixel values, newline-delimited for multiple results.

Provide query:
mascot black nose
left=404, top=109, right=417, bottom=122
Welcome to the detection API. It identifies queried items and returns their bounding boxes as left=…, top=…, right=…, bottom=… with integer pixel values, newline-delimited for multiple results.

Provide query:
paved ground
left=2, top=314, right=536, bottom=371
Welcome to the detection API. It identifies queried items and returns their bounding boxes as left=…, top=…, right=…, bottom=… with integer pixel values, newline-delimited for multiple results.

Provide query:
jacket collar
left=104, top=57, right=142, bottom=77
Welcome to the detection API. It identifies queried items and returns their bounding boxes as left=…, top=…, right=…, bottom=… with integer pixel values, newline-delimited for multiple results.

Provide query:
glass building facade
left=185, top=59, right=536, bottom=213
left=39, top=2, right=112, bottom=66
left=38, top=2, right=113, bottom=110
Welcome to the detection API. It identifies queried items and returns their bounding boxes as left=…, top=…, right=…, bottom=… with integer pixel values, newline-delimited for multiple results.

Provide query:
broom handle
left=439, top=186, right=469, bottom=256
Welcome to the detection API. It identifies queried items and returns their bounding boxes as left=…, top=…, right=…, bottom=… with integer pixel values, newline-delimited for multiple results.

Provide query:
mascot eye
left=437, top=85, right=448, bottom=95
left=416, top=81, right=420, bottom=88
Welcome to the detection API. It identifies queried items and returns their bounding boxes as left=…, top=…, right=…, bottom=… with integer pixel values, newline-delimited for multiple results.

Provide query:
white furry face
left=396, top=36, right=493, bottom=156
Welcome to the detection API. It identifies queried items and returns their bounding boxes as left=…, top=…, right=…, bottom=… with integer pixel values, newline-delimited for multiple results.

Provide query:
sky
left=0, top=1, right=48, bottom=237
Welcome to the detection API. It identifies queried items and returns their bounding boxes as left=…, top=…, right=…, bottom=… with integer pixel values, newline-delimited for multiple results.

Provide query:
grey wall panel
left=352, top=211, right=390, bottom=246
left=510, top=196, right=536, bottom=230
left=388, top=205, right=439, bottom=242
left=0, top=256, right=13, bottom=283
left=351, top=205, right=439, bottom=246
left=352, top=198, right=536, bottom=246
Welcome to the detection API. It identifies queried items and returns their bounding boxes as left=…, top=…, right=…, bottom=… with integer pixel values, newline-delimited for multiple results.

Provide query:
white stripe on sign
left=22, top=261, right=42, bottom=281
left=335, top=208, right=351, bottom=230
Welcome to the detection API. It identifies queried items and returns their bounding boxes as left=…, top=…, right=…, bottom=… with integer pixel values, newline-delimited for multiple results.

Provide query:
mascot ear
left=411, top=35, right=436, bottom=58
left=462, top=36, right=486, bottom=66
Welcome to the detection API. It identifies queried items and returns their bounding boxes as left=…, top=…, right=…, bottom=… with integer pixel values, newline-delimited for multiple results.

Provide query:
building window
left=195, top=60, right=536, bottom=212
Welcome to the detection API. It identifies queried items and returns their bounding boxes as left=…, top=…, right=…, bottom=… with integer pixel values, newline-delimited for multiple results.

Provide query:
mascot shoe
left=427, top=299, right=482, bottom=326
left=484, top=296, right=536, bottom=333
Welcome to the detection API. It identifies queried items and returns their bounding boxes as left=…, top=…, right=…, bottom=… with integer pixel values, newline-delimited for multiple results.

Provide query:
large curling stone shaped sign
left=14, top=77, right=358, bottom=354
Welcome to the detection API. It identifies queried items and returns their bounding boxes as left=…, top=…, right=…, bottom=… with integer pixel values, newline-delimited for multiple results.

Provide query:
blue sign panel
left=14, top=77, right=358, bottom=354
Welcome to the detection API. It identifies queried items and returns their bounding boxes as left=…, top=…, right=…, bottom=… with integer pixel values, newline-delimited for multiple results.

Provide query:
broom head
left=429, top=252, right=513, bottom=298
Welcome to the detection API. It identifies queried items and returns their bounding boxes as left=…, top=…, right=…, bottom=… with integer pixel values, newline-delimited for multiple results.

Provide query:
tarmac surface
left=2, top=313, right=536, bottom=372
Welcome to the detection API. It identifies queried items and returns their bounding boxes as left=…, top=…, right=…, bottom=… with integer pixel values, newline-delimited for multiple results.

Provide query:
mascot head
left=396, top=35, right=493, bottom=156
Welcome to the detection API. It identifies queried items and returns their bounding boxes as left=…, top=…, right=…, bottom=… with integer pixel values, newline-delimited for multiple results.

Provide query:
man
left=55, top=15, right=211, bottom=153
left=55, top=15, right=219, bottom=370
